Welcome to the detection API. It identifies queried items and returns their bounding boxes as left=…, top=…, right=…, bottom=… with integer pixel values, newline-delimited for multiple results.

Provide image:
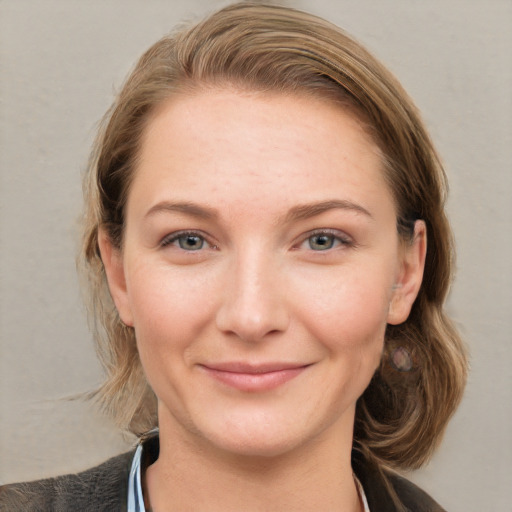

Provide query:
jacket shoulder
left=386, top=472, right=447, bottom=512
left=0, top=450, right=133, bottom=512
left=352, top=448, right=447, bottom=512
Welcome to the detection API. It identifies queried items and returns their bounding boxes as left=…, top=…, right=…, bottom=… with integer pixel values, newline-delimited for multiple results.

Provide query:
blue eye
left=162, top=232, right=206, bottom=251
left=308, top=233, right=336, bottom=251
left=178, top=234, right=204, bottom=250
left=301, top=230, right=352, bottom=251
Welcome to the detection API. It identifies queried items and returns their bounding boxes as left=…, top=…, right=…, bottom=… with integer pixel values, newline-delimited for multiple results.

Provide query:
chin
left=195, top=411, right=327, bottom=460
left=209, top=431, right=304, bottom=460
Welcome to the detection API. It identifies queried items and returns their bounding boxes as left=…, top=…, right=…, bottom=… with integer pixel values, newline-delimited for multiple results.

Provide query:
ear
left=387, top=220, right=427, bottom=325
left=97, top=228, right=134, bottom=327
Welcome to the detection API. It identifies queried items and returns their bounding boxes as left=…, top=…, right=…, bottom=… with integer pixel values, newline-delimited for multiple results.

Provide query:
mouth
left=198, top=362, right=311, bottom=392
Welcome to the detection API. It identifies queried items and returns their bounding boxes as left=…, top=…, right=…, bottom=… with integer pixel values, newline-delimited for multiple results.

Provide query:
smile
left=199, top=362, right=311, bottom=392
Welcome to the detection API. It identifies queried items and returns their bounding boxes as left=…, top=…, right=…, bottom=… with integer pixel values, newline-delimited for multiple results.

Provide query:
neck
left=145, top=412, right=361, bottom=512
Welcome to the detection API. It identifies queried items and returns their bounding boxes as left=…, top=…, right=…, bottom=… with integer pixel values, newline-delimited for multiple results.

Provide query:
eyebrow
left=143, top=199, right=372, bottom=223
left=284, top=199, right=373, bottom=223
left=144, top=201, right=219, bottom=220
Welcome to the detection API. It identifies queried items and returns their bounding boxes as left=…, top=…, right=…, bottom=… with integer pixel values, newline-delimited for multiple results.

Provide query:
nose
left=215, top=248, right=290, bottom=343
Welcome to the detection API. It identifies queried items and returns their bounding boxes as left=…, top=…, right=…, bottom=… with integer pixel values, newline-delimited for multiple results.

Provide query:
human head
left=80, top=2, right=467, bottom=470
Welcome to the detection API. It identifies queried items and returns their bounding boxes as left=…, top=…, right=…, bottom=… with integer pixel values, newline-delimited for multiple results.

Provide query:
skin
left=99, top=88, right=426, bottom=511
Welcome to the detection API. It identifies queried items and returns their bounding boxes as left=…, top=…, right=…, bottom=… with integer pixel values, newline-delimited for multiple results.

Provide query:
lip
left=199, top=362, right=311, bottom=392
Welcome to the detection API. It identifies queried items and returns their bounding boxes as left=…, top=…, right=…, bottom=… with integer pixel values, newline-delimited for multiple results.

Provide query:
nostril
left=215, top=302, right=290, bottom=343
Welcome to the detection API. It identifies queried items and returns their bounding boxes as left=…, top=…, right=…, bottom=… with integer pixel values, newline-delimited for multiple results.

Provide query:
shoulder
left=352, top=449, right=446, bottom=512
left=386, top=472, right=447, bottom=512
left=0, top=450, right=134, bottom=512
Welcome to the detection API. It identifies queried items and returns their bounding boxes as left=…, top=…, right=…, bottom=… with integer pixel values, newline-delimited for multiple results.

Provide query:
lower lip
left=200, top=366, right=308, bottom=392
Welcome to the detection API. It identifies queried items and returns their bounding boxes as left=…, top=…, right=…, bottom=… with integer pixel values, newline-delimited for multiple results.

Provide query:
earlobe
left=97, top=228, right=134, bottom=327
left=387, top=220, right=427, bottom=325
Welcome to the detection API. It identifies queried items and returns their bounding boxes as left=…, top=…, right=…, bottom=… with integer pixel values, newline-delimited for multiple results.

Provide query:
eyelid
left=294, top=228, right=354, bottom=250
left=160, top=230, right=217, bottom=250
left=158, top=228, right=353, bottom=251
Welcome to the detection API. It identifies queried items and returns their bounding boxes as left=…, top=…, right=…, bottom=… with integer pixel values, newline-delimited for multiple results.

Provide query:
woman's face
left=101, top=89, right=425, bottom=458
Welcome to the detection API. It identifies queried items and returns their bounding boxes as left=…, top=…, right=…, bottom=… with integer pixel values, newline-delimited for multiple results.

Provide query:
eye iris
left=309, top=234, right=334, bottom=250
left=179, top=235, right=204, bottom=250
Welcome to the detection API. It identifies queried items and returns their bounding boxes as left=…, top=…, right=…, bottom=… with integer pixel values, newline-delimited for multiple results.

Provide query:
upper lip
left=200, top=362, right=311, bottom=374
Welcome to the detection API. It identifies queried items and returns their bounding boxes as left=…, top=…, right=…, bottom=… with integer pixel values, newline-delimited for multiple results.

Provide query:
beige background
left=1, top=1, right=511, bottom=510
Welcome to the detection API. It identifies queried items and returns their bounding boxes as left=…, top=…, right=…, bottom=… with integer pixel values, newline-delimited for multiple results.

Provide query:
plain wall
left=1, top=1, right=511, bottom=510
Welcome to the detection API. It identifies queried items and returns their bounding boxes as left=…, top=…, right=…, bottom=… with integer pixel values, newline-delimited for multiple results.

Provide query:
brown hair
left=80, top=2, right=467, bottom=471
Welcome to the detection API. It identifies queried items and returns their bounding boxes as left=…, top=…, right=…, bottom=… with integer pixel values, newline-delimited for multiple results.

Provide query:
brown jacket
left=0, top=444, right=446, bottom=511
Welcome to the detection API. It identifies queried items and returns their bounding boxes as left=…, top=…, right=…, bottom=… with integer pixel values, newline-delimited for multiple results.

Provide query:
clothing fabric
left=0, top=436, right=446, bottom=512
left=354, top=474, right=371, bottom=512
left=128, top=443, right=145, bottom=512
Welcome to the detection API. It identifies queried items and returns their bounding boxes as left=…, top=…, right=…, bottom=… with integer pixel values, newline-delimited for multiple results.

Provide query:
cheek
left=125, top=263, right=217, bottom=354
left=124, top=263, right=220, bottom=404
left=293, top=265, right=392, bottom=357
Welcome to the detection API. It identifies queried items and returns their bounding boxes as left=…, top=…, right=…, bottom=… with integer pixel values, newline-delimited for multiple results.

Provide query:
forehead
left=140, top=88, right=381, bottom=170
left=130, top=88, right=393, bottom=220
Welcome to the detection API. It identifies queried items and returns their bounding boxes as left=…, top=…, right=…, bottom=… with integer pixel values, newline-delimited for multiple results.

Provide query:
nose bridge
left=216, top=242, right=289, bottom=341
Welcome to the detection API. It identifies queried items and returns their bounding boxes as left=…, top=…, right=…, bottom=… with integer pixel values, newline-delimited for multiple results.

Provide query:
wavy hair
left=80, top=2, right=468, bottom=472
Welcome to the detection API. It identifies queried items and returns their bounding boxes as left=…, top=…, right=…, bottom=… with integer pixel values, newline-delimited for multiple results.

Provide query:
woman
left=0, top=2, right=467, bottom=511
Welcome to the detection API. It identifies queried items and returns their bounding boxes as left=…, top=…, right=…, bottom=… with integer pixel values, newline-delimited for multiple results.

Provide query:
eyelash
left=160, top=231, right=216, bottom=251
left=297, top=229, right=354, bottom=252
left=159, top=229, right=354, bottom=252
